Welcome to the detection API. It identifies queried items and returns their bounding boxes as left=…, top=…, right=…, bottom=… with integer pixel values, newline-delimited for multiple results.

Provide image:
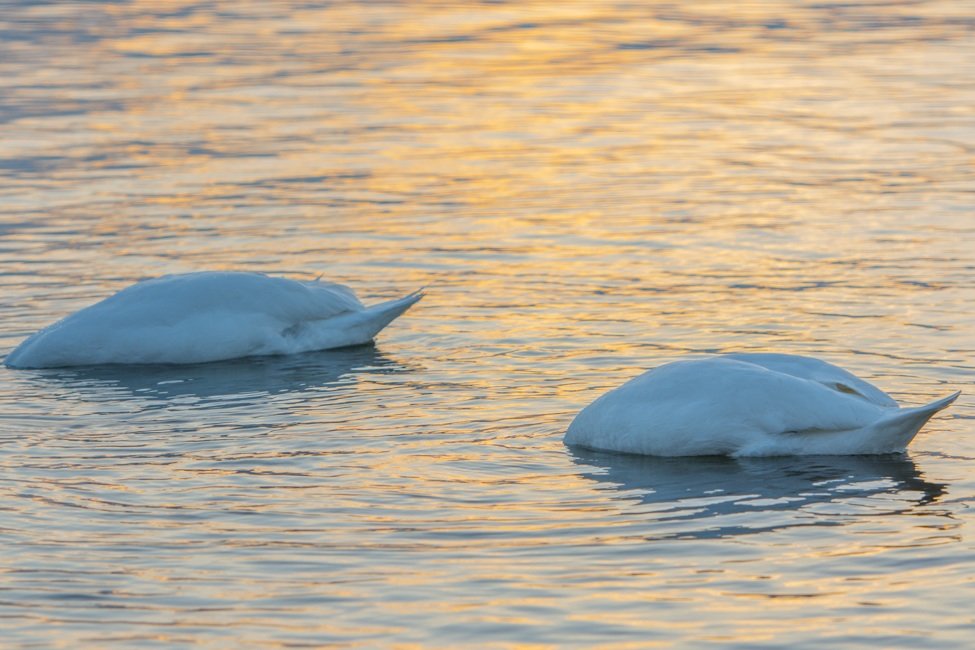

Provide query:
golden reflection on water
left=0, top=0, right=973, bottom=647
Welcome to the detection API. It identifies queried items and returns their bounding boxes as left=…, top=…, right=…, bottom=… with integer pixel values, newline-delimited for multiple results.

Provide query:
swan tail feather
left=360, top=290, right=424, bottom=333
left=875, top=390, right=960, bottom=450
left=315, top=290, right=423, bottom=347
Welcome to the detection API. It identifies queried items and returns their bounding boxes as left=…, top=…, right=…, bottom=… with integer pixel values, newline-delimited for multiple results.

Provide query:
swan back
left=565, top=356, right=958, bottom=457
left=5, top=272, right=420, bottom=367
left=720, top=353, right=897, bottom=407
left=87, top=272, right=364, bottom=327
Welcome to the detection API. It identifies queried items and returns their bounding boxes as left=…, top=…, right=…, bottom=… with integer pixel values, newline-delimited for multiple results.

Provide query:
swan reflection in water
left=570, top=449, right=947, bottom=540
left=23, top=343, right=411, bottom=403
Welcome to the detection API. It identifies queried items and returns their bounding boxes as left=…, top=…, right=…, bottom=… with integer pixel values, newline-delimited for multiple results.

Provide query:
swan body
left=4, top=272, right=422, bottom=368
left=564, top=354, right=959, bottom=457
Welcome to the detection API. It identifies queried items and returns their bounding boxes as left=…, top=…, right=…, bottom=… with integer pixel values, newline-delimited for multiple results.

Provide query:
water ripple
left=0, top=0, right=974, bottom=647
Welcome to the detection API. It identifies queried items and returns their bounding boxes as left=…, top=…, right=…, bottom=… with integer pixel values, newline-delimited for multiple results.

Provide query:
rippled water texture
left=1, top=1, right=974, bottom=647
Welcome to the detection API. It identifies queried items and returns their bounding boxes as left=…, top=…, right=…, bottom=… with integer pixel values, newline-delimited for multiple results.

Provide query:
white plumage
left=4, top=271, right=422, bottom=368
left=564, top=353, right=959, bottom=457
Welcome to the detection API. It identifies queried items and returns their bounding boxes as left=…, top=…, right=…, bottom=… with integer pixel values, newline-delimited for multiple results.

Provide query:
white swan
left=564, top=353, right=959, bottom=457
left=4, top=272, right=423, bottom=368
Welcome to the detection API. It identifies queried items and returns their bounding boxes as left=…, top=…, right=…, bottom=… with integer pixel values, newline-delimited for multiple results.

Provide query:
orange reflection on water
left=0, top=0, right=972, bottom=647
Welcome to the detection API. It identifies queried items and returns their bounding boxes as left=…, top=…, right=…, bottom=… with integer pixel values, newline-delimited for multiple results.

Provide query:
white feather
left=565, top=354, right=959, bottom=457
left=5, top=272, right=423, bottom=368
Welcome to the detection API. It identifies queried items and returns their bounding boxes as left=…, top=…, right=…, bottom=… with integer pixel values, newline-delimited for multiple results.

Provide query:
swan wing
left=3, top=273, right=409, bottom=367
left=102, top=272, right=364, bottom=326
left=566, top=358, right=888, bottom=456
left=720, top=353, right=898, bottom=407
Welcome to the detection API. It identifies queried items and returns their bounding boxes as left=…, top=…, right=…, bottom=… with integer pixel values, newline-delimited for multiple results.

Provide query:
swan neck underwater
left=6, top=276, right=959, bottom=459
left=564, top=353, right=959, bottom=458
left=4, top=271, right=423, bottom=368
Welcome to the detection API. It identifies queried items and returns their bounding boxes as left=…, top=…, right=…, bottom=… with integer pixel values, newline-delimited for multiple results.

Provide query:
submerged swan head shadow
left=570, top=448, right=948, bottom=540
left=21, top=343, right=412, bottom=403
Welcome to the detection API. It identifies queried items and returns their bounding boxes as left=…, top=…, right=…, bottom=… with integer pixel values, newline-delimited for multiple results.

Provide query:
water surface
left=1, top=1, right=974, bottom=647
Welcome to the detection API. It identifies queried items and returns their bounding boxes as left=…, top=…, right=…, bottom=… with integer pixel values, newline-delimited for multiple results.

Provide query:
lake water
left=1, top=0, right=974, bottom=647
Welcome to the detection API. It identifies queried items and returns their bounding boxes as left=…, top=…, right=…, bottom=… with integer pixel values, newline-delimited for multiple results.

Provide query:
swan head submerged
left=569, top=448, right=949, bottom=535
left=4, top=272, right=424, bottom=368
left=564, top=355, right=960, bottom=458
